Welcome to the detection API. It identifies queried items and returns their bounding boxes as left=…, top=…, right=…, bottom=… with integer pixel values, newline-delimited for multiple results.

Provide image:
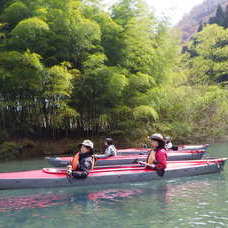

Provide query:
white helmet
left=149, top=133, right=164, bottom=142
left=80, top=139, right=94, bottom=149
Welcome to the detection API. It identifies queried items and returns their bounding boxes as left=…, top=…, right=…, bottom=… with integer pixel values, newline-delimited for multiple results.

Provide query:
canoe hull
left=180, top=144, right=209, bottom=151
left=0, top=159, right=225, bottom=190
left=46, top=150, right=206, bottom=167
left=117, top=145, right=209, bottom=155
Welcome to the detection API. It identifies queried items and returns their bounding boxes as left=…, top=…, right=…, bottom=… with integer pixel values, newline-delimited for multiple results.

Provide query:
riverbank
left=1, top=135, right=226, bottom=161
left=0, top=136, right=143, bottom=161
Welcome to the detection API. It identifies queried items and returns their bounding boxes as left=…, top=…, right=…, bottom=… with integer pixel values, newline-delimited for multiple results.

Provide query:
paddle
left=43, top=165, right=147, bottom=175
left=138, top=161, right=156, bottom=169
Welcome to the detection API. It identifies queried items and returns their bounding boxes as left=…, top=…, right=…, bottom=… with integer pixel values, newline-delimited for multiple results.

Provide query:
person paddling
left=141, top=133, right=167, bottom=176
left=67, top=140, right=95, bottom=179
left=95, top=138, right=117, bottom=159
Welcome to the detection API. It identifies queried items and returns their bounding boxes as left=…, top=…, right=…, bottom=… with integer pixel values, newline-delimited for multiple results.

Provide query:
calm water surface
left=0, top=143, right=228, bottom=228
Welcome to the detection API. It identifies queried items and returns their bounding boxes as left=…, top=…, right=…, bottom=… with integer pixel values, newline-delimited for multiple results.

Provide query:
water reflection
left=0, top=175, right=224, bottom=213
left=87, top=189, right=143, bottom=201
left=0, top=194, right=67, bottom=212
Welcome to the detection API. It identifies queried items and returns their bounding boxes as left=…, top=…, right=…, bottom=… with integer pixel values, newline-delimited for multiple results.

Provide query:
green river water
left=0, top=143, right=228, bottom=228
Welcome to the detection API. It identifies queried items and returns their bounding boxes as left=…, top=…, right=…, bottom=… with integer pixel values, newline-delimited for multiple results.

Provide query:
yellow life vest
left=147, top=150, right=157, bottom=165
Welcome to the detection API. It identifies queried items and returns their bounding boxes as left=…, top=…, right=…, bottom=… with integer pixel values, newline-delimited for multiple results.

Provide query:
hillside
left=177, top=0, right=228, bottom=42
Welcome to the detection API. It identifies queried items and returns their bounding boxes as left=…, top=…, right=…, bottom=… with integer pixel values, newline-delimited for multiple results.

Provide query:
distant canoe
left=46, top=150, right=206, bottom=167
left=117, top=144, right=209, bottom=155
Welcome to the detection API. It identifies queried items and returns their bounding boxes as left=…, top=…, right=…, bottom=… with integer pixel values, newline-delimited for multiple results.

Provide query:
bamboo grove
left=0, top=0, right=228, bottom=143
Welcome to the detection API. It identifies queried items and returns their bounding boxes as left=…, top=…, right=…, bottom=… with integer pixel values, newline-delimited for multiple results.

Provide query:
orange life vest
left=147, top=150, right=156, bottom=165
left=71, top=152, right=80, bottom=170
left=71, top=153, right=96, bottom=170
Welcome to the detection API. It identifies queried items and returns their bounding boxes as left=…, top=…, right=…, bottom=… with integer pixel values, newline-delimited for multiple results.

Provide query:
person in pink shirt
left=145, top=133, right=167, bottom=176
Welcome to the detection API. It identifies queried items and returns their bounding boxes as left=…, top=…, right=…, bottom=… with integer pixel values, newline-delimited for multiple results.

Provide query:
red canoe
left=46, top=150, right=207, bottom=167
left=0, top=158, right=226, bottom=190
left=117, top=145, right=209, bottom=155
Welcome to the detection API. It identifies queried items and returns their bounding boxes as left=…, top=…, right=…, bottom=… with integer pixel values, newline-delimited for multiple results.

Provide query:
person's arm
left=138, top=161, right=156, bottom=169
left=95, top=154, right=110, bottom=159
left=95, top=147, right=113, bottom=159
left=111, top=146, right=117, bottom=156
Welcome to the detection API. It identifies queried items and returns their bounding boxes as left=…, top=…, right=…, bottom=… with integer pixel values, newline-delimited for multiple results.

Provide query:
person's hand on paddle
left=138, top=161, right=156, bottom=169
left=67, top=165, right=73, bottom=176
left=138, top=161, right=146, bottom=166
left=147, top=164, right=156, bottom=169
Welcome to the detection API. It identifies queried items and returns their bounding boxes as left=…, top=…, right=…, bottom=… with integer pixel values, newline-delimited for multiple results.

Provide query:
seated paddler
left=67, top=140, right=95, bottom=178
left=95, top=137, right=117, bottom=159
left=141, top=133, right=167, bottom=176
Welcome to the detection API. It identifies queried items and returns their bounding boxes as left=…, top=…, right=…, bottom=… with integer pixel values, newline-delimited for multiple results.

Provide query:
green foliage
left=45, top=6, right=101, bottom=66
left=129, top=72, right=156, bottom=92
left=187, top=24, right=228, bottom=84
left=45, top=65, right=73, bottom=97
left=10, top=17, right=50, bottom=53
left=112, top=0, right=149, bottom=26
left=0, top=0, right=227, bottom=147
left=1, top=1, right=31, bottom=24
left=0, top=129, right=9, bottom=144
left=85, top=10, right=123, bottom=65
left=0, top=142, right=22, bottom=160
left=0, top=51, right=44, bottom=96
left=148, top=85, right=228, bottom=142
left=133, top=105, right=158, bottom=121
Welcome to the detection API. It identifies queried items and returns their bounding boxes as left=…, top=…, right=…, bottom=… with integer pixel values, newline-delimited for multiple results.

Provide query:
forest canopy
left=0, top=0, right=228, bottom=144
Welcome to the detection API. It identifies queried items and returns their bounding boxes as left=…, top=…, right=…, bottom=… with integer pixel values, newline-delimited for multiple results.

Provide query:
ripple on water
left=189, top=222, right=207, bottom=226
left=208, top=220, right=226, bottom=226
left=198, top=202, right=209, bottom=206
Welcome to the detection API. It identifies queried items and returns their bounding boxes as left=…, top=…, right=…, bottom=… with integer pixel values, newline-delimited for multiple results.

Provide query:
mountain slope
left=177, top=0, right=228, bottom=42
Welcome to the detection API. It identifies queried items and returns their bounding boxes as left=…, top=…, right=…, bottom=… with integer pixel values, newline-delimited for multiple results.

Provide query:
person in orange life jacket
left=95, top=138, right=117, bottom=159
left=67, top=140, right=94, bottom=179
left=146, top=134, right=167, bottom=172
